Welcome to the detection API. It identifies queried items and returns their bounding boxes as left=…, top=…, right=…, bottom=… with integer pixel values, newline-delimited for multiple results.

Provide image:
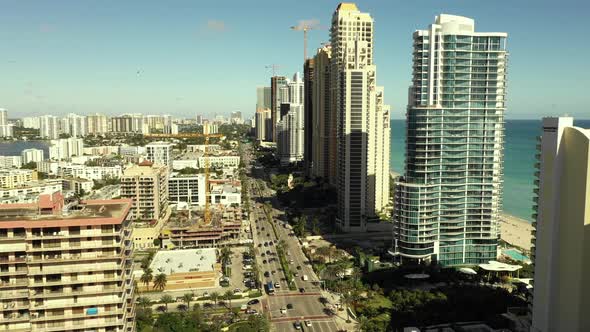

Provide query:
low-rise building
left=0, top=194, right=136, bottom=332
left=0, top=179, right=63, bottom=201
left=172, top=159, right=199, bottom=171
left=210, top=181, right=241, bottom=206
left=48, top=137, right=84, bottom=160
left=82, top=146, right=119, bottom=156
left=0, top=169, right=38, bottom=188
left=198, top=155, right=240, bottom=169
left=62, top=177, right=94, bottom=195
left=0, top=155, right=23, bottom=168
left=57, top=164, right=122, bottom=181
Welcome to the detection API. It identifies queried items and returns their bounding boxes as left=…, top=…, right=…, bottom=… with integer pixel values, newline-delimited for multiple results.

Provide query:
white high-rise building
left=49, top=137, right=84, bottom=160
left=392, top=14, right=508, bottom=266
left=0, top=108, right=7, bottom=125
left=0, top=108, right=14, bottom=138
left=22, top=116, right=41, bottom=129
left=146, top=141, right=174, bottom=167
left=40, top=115, right=60, bottom=139
left=530, top=117, right=590, bottom=332
left=331, top=3, right=390, bottom=232
left=276, top=72, right=305, bottom=165
left=87, top=113, right=109, bottom=135
left=255, top=108, right=272, bottom=141
left=61, top=113, right=87, bottom=137
left=21, top=148, right=45, bottom=164
left=168, top=173, right=207, bottom=207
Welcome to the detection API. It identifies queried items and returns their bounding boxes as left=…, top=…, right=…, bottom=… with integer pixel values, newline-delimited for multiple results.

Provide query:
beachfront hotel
left=530, top=117, right=590, bottom=332
left=391, top=14, right=508, bottom=266
left=0, top=193, right=135, bottom=332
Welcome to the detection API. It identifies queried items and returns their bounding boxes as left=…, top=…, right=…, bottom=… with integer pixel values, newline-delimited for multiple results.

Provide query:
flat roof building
left=0, top=194, right=136, bottom=332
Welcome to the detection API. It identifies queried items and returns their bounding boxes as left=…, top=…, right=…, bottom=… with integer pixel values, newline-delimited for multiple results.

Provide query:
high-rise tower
left=392, top=14, right=508, bottom=266
left=331, top=3, right=390, bottom=232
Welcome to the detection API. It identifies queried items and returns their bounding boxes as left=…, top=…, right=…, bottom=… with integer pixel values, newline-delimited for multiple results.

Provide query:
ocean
left=390, top=119, right=590, bottom=222
left=0, top=141, right=50, bottom=157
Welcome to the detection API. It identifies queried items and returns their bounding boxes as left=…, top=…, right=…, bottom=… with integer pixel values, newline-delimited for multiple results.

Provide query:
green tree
left=140, top=268, right=153, bottom=291
left=311, top=215, right=321, bottom=235
left=160, top=294, right=174, bottom=311
left=209, top=291, right=220, bottom=306
left=153, top=273, right=167, bottom=291
left=21, top=161, right=37, bottom=170
left=182, top=293, right=194, bottom=309
left=223, top=290, right=234, bottom=311
left=137, top=296, right=152, bottom=309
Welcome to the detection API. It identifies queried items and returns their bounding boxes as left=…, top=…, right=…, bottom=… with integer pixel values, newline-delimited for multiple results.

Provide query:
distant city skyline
left=0, top=0, right=588, bottom=119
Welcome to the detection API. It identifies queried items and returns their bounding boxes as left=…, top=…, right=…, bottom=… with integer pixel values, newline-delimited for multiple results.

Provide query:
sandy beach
left=500, top=213, right=533, bottom=252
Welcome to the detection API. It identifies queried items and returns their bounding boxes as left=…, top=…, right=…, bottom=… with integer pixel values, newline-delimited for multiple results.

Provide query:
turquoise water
left=502, top=249, right=530, bottom=262
left=390, top=119, right=590, bottom=221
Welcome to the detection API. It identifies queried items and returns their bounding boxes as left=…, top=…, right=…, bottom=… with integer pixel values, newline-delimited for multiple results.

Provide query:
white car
left=274, top=282, right=281, bottom=288
left=280, top=307, right=287, bottom=314
left=305, top=320, right=312, bottom=327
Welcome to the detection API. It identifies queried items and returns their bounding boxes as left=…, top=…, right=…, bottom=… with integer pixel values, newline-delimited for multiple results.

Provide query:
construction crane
left=290, top=22, right=321, bottom=62
left=265, top=64, right=281, bottom=77
left=144, top=132, right=225, bottom=225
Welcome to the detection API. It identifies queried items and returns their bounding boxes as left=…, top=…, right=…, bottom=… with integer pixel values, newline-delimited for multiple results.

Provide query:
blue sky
left=0, top=0, right=588, bottom=119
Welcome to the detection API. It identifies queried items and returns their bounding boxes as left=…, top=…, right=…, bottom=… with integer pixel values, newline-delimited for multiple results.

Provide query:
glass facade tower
left=393, top=14, right=508, bottom=266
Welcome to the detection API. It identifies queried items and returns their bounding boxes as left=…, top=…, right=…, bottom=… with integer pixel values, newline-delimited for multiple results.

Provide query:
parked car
left=247, top=299, right=259, bottom=305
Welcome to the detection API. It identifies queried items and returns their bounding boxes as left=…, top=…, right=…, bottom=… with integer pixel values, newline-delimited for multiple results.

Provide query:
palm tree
left=140, top=268, right=153, bottom=291
left=137, top=296, right=152, bottom=309
left=160, top=294, right=174, bottom=311
left=223, top=290, right=234, bottom=311
left=152, top=273, right=167, bottom=291
left=182, top=293, right=194, bottom=309
left=357, top=315, right=369, bottom=332
left=342, top=292, right=353, bottom=323
left=209, top=292, right=220, bottom=307
left=220, top=247, right=232, bottom=265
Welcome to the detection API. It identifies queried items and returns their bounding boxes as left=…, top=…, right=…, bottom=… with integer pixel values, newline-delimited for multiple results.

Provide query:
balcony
left=31, top=309, right=123, bottom=323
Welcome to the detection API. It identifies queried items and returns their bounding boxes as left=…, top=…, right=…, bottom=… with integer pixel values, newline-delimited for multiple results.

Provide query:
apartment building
left=0, top=155, right=23, bottom=169
left=146, top=142, right=174, bottom=168
left=0, top=194, right=135, bottom=332
left=530, top=117, right=590, bottom=332
left=120, top=161, right=169, bottom=221
left=21, top=149, right=45, bottom=164
left=0, top=169, right=38, bottom=189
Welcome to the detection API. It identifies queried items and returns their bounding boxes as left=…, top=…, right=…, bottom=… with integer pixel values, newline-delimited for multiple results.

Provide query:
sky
left=0, top=0, right=588, bottom=120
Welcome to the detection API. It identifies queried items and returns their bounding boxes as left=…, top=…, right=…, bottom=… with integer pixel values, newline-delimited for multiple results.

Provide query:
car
left=296, top=265, right=302, bottom=270
left=280, top=307, right=287, bottom=314
left=305, top=320, right=312, bottom=327
left=262, top=260, right=267, bottom=264
left=247, top=299, right=259, bottom=305
left=289, top=259, right=294, bottom=264
left=264, top=271, right=270, bottom=277
left=274, top=282, right=281, bottom=288
left=286, top=303, right=293, bottom=309
left=233, top=288, right=241, bottom=293
left=271, top=270, right=276, bottom=274
left=266, top=250, right=271, bottom=254
left=245, top=309, right=257, bottom=314
left=267, top=233, right=270, bottom=237
left=294, top=321, right=302, bottom=330
left=294, top=272, right=299, bottom=277
left=261, top=253, right=266, bottom=257
left=203, top=292, right=209, bottom=297
left=257, top=244, right=262, bottom=247
left=299, top=288, right=305, bottom=293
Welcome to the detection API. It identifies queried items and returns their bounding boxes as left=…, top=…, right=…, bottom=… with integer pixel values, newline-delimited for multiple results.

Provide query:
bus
left=266, top=281, right=275, bottom=295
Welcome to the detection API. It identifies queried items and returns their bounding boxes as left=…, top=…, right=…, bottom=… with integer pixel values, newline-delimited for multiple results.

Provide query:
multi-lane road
left=242, top=146, right=341, bottom=332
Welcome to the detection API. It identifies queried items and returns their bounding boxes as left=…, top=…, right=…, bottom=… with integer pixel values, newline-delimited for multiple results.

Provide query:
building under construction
left=160, top=206, right=245, bottom=249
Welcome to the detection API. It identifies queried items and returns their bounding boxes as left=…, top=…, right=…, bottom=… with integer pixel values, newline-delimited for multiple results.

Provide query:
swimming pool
left=503, top=249, right=530, bottom=262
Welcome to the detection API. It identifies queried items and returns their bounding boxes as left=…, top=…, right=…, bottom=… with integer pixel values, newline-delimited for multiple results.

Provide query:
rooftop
left=0, top=197, right=132, bottom=227
left=150, top=248, right=216, bottom=275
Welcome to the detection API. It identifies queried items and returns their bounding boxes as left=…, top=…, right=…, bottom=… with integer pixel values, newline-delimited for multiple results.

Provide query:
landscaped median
left=276, top=246, right=297, bottom=290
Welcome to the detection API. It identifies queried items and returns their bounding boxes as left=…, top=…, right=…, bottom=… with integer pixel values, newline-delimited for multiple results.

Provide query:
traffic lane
left=267, top=294, right=326, bottom=319
left=273, top=319, right=339, bottom=332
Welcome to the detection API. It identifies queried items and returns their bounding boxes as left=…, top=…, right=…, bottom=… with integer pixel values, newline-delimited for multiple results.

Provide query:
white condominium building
left=22, top=116, right=41, bottom=129
left=146, top=141, right=174, bottom=167
left=40, top=115, right=60, bottom=139
left=0, top=194, right=136, bottom=332
left=49, top=138, right=84, bottom=160
left=530, top=117, right=590, bottom=332
left=86, top=113, right=109, bottom=135
left=21, top=148, right=45, bottom=164
left=61, top=113, right=87, bottom=137
left=331, top=3, right=390, bottom=232
left=393, top=14, right=508, bottom=266
left=0, top=155, right=23, bottom=168
left=57, top=164, right=122, bottom=181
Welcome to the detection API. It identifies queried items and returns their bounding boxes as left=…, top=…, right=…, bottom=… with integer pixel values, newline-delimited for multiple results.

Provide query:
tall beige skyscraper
left=311, top=45, right=337, bottom=185
left=530, top=117, right=590, bottom=332
left=331, top=3, right=390, bottom=232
